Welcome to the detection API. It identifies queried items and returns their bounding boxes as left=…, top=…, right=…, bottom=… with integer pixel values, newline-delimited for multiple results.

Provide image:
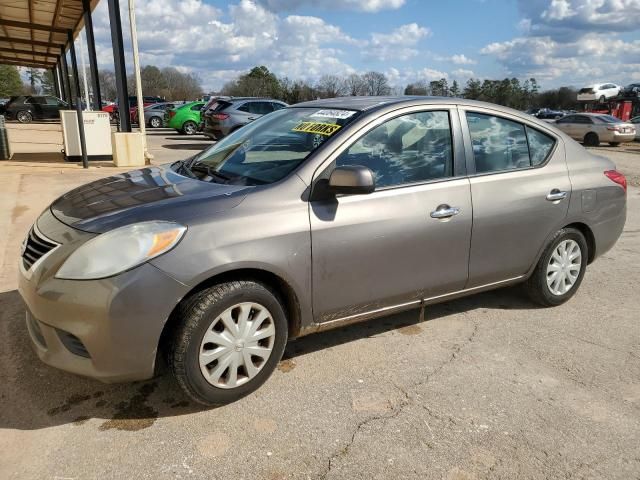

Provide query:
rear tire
left=182, top=121, right=197, bottom=135
left=17, top=111, right=33, bottom=123
left=584, top=132, right=599, bottom=147
left=149, top=116, right=162, bottom=128
left=169, top=280, right=288, bottom=406
left=524, top=228, right=588, bottom=307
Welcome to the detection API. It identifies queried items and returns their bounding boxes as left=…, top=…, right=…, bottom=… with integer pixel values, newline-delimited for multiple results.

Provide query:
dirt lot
left=0, top=133, right=638, bottom=479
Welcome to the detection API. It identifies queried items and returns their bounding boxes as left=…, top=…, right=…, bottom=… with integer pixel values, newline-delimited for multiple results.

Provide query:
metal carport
left=0, top=0, right=132, bottom=132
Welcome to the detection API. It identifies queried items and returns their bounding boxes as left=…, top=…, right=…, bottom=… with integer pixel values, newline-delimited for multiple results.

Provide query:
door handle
left=546, top=189, right=568, bottom=202
left=430, top=205, right=460, bottom=219
left=248, top=116, right=257, bottom=121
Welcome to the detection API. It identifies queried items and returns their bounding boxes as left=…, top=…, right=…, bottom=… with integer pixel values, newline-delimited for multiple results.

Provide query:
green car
left=166, top=101, right=205, bottom=135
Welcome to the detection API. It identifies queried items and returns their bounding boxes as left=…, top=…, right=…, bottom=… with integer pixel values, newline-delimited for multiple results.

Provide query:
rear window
left=595, top=115, right=622, bottom=124
left=214, top=101, right=233, bottom=112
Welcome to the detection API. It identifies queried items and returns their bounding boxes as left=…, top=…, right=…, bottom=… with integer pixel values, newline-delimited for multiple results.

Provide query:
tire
left=182, top=121, right=197, bottom=135
left=609, top=142, right=620, bottom=147
left=169, top=280, right=288, bottom=406
left=584, top=132, right=599, bottom=147
left=524, top=228, right=588, bottom=307
left=17, top=111, right=33, bottom=124
left=149, top=116, right=162, bottom=128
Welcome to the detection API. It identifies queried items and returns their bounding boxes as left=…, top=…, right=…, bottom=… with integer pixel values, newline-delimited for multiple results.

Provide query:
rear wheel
left=169, top=280, right=288, bottom=406
left=524, top=228, right=588, bottom=307
left=17, top=111, right=33, bottom=123
left=182, top=121, right=197, bottom=135
left=149, top=116, right=162, bottom=128
left=584, top=132, right=600, bottom=147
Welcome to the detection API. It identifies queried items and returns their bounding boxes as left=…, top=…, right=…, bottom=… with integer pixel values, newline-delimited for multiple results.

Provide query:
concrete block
left=112, top=132, right=145, bottom=167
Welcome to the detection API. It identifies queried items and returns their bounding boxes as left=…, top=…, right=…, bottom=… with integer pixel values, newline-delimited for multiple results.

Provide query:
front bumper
left=18, top=211, right=190, bottom=383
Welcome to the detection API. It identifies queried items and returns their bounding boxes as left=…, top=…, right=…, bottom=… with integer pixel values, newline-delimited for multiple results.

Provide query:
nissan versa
left=19, top=97, right=627, bottom=406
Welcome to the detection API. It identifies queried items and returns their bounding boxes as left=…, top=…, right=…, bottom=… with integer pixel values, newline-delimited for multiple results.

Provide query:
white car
left=577, top=83, right=621, bottom=103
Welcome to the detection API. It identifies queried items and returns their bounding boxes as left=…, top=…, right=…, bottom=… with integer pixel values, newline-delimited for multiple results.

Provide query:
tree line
left=1, top=62, right=581, bottom=112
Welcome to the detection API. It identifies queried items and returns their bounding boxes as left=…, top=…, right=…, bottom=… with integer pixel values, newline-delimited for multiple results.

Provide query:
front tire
left=584, top=132, right=600, bottom=147
left=170, top=280, right=288, bottom=406
left=524, top=228, right=588, bottom=307
left=17, top=111, right=33, bottom=123
left=182, top=121, right=197, bottom=135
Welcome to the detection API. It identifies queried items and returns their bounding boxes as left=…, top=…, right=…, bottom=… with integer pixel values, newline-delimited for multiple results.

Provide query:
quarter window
left=526, top=126, right=555, bottom=166
left=466, top=112, right=530, bottom=173
left=336, top=111, right=453, bottom=189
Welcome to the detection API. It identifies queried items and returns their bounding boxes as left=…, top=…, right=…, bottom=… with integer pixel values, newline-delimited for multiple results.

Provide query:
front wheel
left=524, top=228, right=588, bottom=307
left=182, top=121, right=197, bottom=135
left=169, top=280, right=288, bottom=406
left=17, top=111, right=33, bottom=123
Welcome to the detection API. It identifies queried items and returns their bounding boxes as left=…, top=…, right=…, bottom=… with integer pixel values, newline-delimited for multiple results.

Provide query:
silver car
left=202, top=97, right=288, bottom=140
left=142, top=102, right=183, bottom=128
left=19, top=97, right=627, bottom=406
left=555, top=113, right=636, bottom=146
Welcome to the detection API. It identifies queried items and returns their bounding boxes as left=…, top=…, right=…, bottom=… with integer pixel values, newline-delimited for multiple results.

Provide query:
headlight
left=55, top=221, right=186, bottom=280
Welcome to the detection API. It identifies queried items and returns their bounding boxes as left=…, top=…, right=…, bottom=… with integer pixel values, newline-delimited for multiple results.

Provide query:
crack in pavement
left=318, top=317, right=480, bottom=479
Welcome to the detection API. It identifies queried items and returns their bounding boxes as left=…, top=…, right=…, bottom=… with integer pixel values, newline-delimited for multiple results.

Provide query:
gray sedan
left=142, top=102, right=183, bottom=128
left=555, top=113, right=636, bottom=146
left=19, top=97, right=627, bottom=406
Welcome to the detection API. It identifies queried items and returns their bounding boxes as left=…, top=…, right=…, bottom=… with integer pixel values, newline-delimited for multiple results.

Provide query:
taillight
left=213, top=113, right=229, bottom=120
left=169, top=110, right=176, bottom=118
left=604, top=170, right=627, bottom=193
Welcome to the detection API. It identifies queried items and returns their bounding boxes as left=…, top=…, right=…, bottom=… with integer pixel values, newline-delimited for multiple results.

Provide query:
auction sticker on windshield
left=311, top=109, right=356, bottom=120
left=292, top=122, right=342, bottom=136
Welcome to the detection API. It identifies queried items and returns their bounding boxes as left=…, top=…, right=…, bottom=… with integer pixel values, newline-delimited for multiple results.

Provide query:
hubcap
left=151, top=117, right=160, bottom=127
left=199, top=302, right=276, bottom=389
left=185, top=123, right=195, bottom=134
left=546, top=239, right=582, bottom=296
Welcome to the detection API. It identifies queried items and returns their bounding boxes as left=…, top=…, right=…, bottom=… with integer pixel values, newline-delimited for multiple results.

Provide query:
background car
left=166, top=101, right=206, bottom=135
left=621, top=83, right=640, bottom=99
left=536, top=108, right=565, bottom=121
left=577, top=84, right=621, bottom=103
left=0, top=95, right=68, bottom=123
left=555, top=113, right=636, bottom=146
left=630, top=116, right=640, bottom=140
left=202, top=97, right=288, bottom=140
left=138, top=102, right=184, bottom=128
left=103, top=95, right=164, bottom=122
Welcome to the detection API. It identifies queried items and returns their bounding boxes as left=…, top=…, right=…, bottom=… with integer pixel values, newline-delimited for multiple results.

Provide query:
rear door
left=310, top=107, right=472, bottom=323
left=460, top=108, right=570, bottom=287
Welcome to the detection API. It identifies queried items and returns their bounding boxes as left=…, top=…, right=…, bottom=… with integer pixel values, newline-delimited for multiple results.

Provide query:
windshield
left=180, top=107, right=359, bottom=186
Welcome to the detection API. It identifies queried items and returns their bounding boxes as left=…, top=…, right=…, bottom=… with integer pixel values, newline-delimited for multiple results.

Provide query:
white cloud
left=366, top=23, right=431, bottom=61
left=450, top=54, right=477, bottom=65
left=452, top=69, right=475, bottom=79
left=255, top=0, right=405, bottom=12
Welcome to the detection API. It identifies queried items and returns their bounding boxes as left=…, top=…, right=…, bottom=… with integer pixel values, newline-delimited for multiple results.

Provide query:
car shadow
left=161, top=143, right=210, bottom=151
left=0, top=286, right=536, bottom=431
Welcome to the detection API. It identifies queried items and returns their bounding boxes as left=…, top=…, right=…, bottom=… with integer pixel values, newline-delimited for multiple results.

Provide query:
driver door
left=309, top=108, right=472, bottom=324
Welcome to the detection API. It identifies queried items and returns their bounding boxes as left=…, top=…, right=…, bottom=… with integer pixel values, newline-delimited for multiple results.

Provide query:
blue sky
left=86, top=0, right=640, bottom=92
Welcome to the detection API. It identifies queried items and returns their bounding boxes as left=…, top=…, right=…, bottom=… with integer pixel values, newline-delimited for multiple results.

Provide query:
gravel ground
left=0, top=134, right=638, bottom=479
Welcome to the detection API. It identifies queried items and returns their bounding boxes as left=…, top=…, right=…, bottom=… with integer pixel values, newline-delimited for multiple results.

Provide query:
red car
left=102, top=96, right=164, bottom=123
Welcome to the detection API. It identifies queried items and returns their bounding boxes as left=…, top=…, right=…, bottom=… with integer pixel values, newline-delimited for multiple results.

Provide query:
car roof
left=291, top=96, right=531, bottom=117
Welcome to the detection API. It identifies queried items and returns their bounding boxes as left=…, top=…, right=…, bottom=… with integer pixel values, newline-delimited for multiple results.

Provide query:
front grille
left=56, top=329, right=91, bottom=358
left=22, top=227, right=58, bottom=270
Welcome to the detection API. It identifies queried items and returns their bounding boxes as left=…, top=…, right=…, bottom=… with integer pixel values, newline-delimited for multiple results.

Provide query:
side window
left=190, top=104, right=203, bottom=111
left=526, top=126, right=555, bottom=166
left=237, top=103, right=254, bottom=113
left=336, top=111, right=453, bottom=189
left=271, top=102, right=286, bottom=111
left=254, top=102, right=274, bottom=115
left=45, top=97, right=60, bottom=105
left=575, top=116, right=592, bottom=124
left=466, top=112, right=530, bottom=173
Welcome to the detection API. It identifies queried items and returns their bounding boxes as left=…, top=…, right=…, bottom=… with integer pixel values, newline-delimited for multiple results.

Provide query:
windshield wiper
left=172, top=159, right=196, bottom=178
left=190, top=163, right=231, bottom=183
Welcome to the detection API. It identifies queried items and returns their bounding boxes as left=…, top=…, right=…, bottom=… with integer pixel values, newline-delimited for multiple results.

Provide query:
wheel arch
left=156, top=267, right=303, bottom=373
left=564, top=222, right=596, bottom=264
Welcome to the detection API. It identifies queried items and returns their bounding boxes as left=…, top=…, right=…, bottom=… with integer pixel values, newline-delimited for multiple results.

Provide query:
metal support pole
left=108, top=0, right=131, bottom=132
left=52, top=65, right=60, bottom=98
left=128, top=0, right=151, bottom=162
left=68, top=31, right=82, bottom=107
left=83, top=0, right=102, bottom=110
left=60, top=47, right=72, bottom=104
left=75, top=97, right=89, bottom=169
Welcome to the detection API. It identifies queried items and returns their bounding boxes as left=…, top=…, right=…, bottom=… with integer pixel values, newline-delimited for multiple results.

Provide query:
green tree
left=404, top=81, right=428, bottom=96
left=222, top=66, right=281, bottom=98
left=0, top=65, right=23, bottom=97
left=450, top=80, right=460, bottom=97
left=40, top=70, right=56, bottom=96
left=462, top=78, right=482, bottom=99
left=429, top=78, right=449, bottom=97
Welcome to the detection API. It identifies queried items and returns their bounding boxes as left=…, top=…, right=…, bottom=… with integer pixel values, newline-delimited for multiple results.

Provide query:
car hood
left=50, top=164, right=251, bottom=233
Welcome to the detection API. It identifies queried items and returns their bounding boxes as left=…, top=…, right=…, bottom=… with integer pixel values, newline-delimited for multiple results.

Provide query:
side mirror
left=328, top=165, right=375, bottom=195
